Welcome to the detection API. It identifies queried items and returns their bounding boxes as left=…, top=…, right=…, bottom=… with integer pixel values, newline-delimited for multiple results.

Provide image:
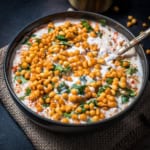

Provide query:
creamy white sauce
left=11, top=19, right=143, bottom=122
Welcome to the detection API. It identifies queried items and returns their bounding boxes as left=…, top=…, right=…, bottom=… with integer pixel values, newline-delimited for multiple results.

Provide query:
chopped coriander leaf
left=48, top=28, right=53, bottom=33
left=22, top=34, right=35, bottom=45
left=87, top=99, right=98, bottom=106
left=130, top=91, right=136, bottom=97
left=22, top=38, right=31, bottom=46
left=99, top=19, right=106, bottom=26
left=79, top=104, right=87, bottom=113
left=81, top=20, right=93, bottom=32
left=71, top=84, right=86, bottom=95
left=126, top=67, right=137, bottom=75
left=106, top=78, right=113, bottom=84
left=18, top=87, right=31, bottom=100
left=26, top=43, right=31, bottom=46
left=57, top=82, right=70, bottom=94
left=125, top=88, right=136, bottom=97
left=121, top=95, right=129, bottom=104
left=59, top=41, right=72, bottom=47
left=93, top=100, right=98, bottom=106
left=63, top=112, right=71, bottom=118
left=53, top=64, right=71, bottom=74
left=25, top=87, right=31, bottom=96
left=35, top=38, right=41, bottom=43
left=97, top=87, right=105, bottom=95
left=120, top=88, right=136, bottom=97
left=96, top=31, right=103, bottom=38
left=42, top=94, right=49, bottom=100
left=42, top=103, right=49, bottom=107
left=19, top=96, right=25, bottom=100
left=80, top=75, right=87, bottom=84
left=63, top=66, right=72, bottom=73
left=56, top=35, right=67, bottom=41
left=81, top=107, right=86, bottom=113
left=22, top=38, right=29, bottom=44
left=53, top=64, right=63, bottom=72
left=97, top=85, right=109, bottom=96
left=14, top=75, right=27, bottom=84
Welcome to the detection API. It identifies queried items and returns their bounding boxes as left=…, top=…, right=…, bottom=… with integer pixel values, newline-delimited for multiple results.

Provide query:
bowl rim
left=3, top=11, right=149, bottom=127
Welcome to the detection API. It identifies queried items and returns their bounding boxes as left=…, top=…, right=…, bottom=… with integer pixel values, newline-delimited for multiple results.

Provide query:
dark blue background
left=0, top=0, right=150, bottom=150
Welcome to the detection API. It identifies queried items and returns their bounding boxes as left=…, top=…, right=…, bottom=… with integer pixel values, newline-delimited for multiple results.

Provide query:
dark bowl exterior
left=3, top=11, right=149, bottom=133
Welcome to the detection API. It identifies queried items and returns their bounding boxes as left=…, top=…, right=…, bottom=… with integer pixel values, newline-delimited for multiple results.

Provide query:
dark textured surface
left=0, top=104, right=33, bottom=150
left=0, top=0, right=150, bottom=150
left=0, top=0, right=70, bottom=47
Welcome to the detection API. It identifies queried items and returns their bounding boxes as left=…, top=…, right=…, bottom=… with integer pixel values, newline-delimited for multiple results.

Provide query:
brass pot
left=68, top=0, right=112, bottom=12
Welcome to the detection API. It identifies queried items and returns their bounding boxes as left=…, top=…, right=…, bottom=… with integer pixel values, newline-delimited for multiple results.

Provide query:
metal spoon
left=117, top=28, right=150, bottom=55
left=107, top=28, right=150, bottom=61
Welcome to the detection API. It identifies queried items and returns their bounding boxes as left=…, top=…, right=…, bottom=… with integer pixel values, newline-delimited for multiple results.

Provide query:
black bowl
left=3, top=11, right=149, bottom=133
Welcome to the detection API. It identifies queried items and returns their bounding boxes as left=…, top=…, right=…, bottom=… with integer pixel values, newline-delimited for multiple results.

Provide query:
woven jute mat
left=0, top=46, right=150, bottom=150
